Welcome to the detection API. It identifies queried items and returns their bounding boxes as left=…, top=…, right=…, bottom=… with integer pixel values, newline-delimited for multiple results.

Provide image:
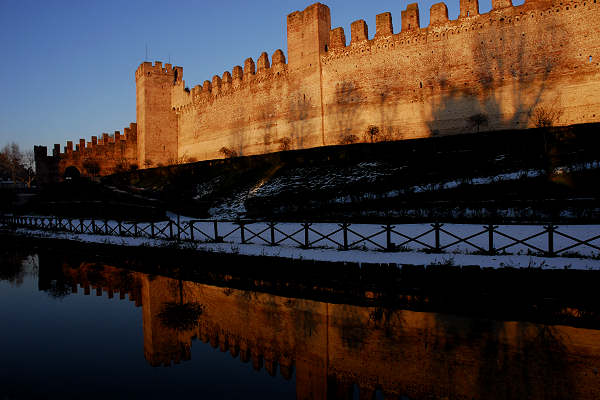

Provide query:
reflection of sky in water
left=0, top=255, right=295, bottom=400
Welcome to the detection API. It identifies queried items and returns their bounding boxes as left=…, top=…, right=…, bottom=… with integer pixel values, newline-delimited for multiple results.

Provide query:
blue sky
left=0, top=0, right=511, bottom=153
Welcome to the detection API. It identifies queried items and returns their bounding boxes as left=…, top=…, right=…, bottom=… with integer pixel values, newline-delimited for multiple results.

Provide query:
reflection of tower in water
left=61, top=262, right=600, bottom=400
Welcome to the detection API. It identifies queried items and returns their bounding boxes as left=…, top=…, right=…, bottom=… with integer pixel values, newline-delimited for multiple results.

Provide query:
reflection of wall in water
left=63, top=263, right=600, bottom=400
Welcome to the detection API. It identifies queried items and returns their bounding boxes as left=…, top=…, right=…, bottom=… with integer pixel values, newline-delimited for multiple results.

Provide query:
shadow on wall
left=427, top=10, right=570, bottom=136
left=288, top=92, right=312, bottom=149
left=333, top=81, right=364, bottom=144
left=226, top=104, right=247, bottom=158
left=258, top=102, right=278, bottom=153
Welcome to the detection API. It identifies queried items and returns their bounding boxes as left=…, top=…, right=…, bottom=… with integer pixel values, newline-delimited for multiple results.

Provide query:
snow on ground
left=199, top=160, right=600, bottom=219
left=5, top=217, right=600, bottom=270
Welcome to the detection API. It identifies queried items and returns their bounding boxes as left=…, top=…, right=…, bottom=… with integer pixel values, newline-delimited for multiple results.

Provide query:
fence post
left=546, top=224, right=557, bottom=256
left=150, top=222, right=155, bottom=238
left=213, top=221, right=220, bottom=243
left=118, top=221, right=123, bottom=236
left=303, top=222, right=311, bottom=249
left=432, top=223, right=442, bottom=252
left=91, top=218, right=96, bottom=234
left=68, top=218, right=73, bottom=232
left=269, top=222, right=276, bottom=246
left=104, top=220, right=109, bottom=235
left=190, top=222, right=195, bottom=242
left=487, top=224, right=496, bottom=255
left=240, top=222, right=246, bottom=244
left=169, top=221, right=173, bottom=240
left=134, top=222, right=138, bottom=237
left=341, top=223, right=349, bottom=250
left=80, top=219, right=84, bottom=233
left=385, top=224, right=395, bottom=251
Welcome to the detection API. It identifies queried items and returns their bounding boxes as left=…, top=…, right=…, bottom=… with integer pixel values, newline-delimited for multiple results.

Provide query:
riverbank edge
left=3, top=229, right=600, bottom=329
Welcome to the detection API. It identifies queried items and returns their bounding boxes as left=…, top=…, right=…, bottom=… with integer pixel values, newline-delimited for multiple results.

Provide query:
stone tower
left=286, top=3, right=331, bottom=148
left=135, top=62, right=181, bottom=167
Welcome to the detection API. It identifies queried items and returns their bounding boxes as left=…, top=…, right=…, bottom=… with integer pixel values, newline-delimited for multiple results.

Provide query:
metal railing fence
left=2, top=215, right=599, bottom=258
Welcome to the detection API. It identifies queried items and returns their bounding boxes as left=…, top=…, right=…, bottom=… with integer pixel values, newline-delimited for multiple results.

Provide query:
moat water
left=1, top=243, right=599, bottom=399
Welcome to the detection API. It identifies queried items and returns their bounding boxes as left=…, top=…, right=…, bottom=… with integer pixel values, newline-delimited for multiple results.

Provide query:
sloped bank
left=104, top=123, right=600, bottom=222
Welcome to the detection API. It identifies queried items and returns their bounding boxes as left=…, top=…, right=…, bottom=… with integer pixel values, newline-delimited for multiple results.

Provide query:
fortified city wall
left=36, top=0, right=600, bottom=178
left=138, top=0, right=600, bottom=167
left=34, top=123, right=138, bottom=182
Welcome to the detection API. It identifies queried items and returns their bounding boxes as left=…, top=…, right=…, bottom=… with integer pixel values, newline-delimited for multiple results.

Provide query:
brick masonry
left=36, top=0, right=600, bottom=179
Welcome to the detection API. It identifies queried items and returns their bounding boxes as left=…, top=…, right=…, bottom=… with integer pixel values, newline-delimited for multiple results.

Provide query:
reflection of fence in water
left=3, top=215, right=600, bottom=257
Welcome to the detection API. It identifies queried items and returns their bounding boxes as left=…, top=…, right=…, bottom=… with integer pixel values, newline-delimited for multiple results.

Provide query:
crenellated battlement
left=35, top=123, right=139, bottom=182
left=171, top=49, right=289, bottom=114
left=135, top=61, right=182, bottom=82
left=322, top=0, right=597, bottom=61
left=52, top=122, right=137, bottom=157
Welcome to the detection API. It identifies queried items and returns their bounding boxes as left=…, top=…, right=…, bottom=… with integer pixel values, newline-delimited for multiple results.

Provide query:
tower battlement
left=34, top=123, right=138, bottom=182
left=135, top=61, right=182, bottom=82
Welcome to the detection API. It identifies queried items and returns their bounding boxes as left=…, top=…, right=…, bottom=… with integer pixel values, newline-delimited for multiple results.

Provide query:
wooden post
left=385, top=224, right=394, bottom=251
left=151, top=222, right=155, bottom=238
left=169, top=221, right=173, bottom=240
left=487, top=224, right=496, bottom=255
left=432, top=223, right=442, bottom=252
left=269, top=222, right=276, bottom=246
left=303, top=222, right=311, bottom=249
left=341, top=223, right=349, bottom=250
left=118, top=221, right=123, bottom=236
left=213, top=220, right=220, bottom=242
left=240, top=222, right=246, bottom=244
left=190, top=222, right=195, bottom=242
left=546, top=224, right=557, bottom=256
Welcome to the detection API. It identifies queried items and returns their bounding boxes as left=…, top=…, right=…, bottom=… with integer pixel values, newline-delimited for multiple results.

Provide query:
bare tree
left=364, top=125, right=380, bottom=143
left=530, top=105, right=563, bottom=128
left=21, top=150, right=35, bottom=188
left=278, top=137, right=291, bottom=151
left=467, top=113, right=489, bottom=133
left=0, top=142, right=23, bottom=183
left=339, top=134, right=359, bottom=145
left=219, top=146, right=238, bottom=158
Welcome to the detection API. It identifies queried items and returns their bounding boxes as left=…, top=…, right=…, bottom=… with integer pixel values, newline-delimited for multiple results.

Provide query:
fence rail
left=2, top=215, right=599, bottom=258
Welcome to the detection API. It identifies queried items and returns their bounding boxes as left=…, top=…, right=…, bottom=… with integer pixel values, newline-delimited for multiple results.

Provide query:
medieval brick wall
left=38, top=0, right=600, bottom=176
left=321, top=0, right=600, bottom=143
left=131, top=0, right=600, bottom=167
left=34, top=123, right=138, bottom=182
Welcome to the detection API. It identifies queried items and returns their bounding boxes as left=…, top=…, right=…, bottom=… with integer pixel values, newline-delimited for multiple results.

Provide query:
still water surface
left=1, top=248, right=599, bottom=399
